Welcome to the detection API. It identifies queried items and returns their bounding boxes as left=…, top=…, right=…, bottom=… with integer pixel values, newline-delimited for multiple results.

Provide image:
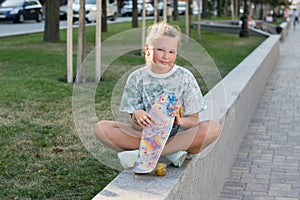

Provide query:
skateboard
left=133, top=92, right=177, bottom=174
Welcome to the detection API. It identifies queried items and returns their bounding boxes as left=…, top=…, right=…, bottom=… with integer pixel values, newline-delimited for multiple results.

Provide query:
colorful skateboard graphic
left=133, top=92, right=177, bottom=174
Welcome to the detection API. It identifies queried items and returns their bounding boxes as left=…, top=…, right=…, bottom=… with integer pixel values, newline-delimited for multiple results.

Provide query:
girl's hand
left=132, top=110, right=153, bottom=127
left=169, top=99, right=199, bottom=128
left=169, top=99, right=182, bottom=117
left=169, top=100, right=183, bottom=126
left=169, top=105, right=181, bottom=117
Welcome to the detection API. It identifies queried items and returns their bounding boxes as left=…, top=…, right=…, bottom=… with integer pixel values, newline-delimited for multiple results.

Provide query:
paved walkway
left=220, top=28, right=300, bottom=199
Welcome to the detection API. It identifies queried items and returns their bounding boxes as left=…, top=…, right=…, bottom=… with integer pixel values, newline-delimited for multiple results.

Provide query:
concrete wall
left=193, top=20, right=289, bottom=39
left=193, top=21, right=270, bottom=37
left=93, top=35, right=281, bottom=200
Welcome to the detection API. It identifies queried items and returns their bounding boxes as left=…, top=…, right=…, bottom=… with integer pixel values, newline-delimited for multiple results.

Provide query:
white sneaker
left=165, top=151, right=188, bottom=167
left=117, top=150, right=139, bottom=169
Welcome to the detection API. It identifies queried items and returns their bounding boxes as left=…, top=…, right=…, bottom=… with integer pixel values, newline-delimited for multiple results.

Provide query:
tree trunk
left=141, top=0, right=146, bottom=56
left=163, top=0, right=167, bottom=22
left=217, top=0, right=221, bottom=17
left=132, top=0, right=138, bottom=28
left=235, top=0, right=238, bottom=19
left=197, top=0, right=201, bottom=40
left=173, top=0, right=179, bottom=21
left=76, top=0, right=86, bottom=83
left=202, top=0, right=208, bottom=18
left=224, top=0, right=228, bottom=17
left=95, top=0, right=102, bottom=82
left=67, top=0, right=74, bottom=83
left=102, top=0, right=107, bottom=32
left=154, top=0, right=158, bottom=23
left=184, top=0, right=190, bottom=41
left=43, top=0, right=60, bottom=42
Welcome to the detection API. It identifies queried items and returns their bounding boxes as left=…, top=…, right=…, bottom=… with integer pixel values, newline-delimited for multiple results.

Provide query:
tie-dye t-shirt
left=119, top=65, right=207, bottom=116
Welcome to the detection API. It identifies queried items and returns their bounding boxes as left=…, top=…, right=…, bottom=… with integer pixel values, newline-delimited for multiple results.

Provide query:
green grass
left=0, top=19, right=265, bottom=199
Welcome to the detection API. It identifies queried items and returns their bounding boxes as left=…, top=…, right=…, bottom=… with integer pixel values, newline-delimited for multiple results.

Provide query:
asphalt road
left=0, top=17, right=146, bottom=38
left=0, top=20, right=68, bottom=37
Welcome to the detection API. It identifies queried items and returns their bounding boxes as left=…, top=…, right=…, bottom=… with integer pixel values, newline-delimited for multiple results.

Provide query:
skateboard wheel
left=179, top=106, right=184, bottom=117
left=154, top=163, right=167, bottom=176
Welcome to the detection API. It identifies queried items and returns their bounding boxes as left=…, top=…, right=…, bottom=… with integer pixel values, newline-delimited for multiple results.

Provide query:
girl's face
left=147, top=36, right=178, bottom=73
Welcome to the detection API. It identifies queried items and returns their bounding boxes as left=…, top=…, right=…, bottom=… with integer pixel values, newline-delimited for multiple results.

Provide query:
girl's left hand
left=169, top=99, right=182, bottom=117
left=169, top=99, right=184, bottom=126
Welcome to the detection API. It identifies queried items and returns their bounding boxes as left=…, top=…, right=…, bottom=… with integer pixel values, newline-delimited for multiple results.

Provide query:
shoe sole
left=177, top=152, right=187, bottom=168
left=118, top=151, right=138, bottom=169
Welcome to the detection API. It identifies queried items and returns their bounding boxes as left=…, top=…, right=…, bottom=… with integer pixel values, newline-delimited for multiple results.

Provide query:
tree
left=132, top=0, right=138, bottom=27
left=173, top=0, right=179, bottom=21
left=216, top=0, right=221, bottom=17
left=202, top=0, right=209, bottom=18
left=76, top=0, right=86, bottom=83
left=102, top=0, right=108, bottom=32
left=196, top=0, right=202, bottom=40
left=184, top=0, right=190, bottom=41
left=43, top=0, right=60, bottom=42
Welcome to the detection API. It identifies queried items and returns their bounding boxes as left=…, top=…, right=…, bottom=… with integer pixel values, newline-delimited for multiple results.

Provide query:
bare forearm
left=174, top=113, right=199, bottom=129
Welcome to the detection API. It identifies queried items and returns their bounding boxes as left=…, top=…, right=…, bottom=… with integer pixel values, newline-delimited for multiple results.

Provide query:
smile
left=160, top=61, right=168, bottom=65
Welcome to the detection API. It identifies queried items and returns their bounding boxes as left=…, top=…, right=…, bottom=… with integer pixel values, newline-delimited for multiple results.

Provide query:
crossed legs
left=94, top=119, right=222, bottom=155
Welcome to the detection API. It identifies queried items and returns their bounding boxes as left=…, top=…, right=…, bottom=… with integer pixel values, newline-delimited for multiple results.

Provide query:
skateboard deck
left=133, top=92, right=177, bottom=174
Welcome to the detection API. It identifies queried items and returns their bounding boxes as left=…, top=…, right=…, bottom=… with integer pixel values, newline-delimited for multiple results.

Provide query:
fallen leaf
left=53, top=147, right=63, bottom=153
left=35, top=153, right=41, bottom=159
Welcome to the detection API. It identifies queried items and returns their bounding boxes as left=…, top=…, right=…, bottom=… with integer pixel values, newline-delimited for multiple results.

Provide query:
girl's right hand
left=133, top=110, right=153, bottom=127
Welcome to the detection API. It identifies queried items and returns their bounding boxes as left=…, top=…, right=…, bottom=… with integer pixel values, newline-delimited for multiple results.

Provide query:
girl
left=94, top=22, right=222, bottom=169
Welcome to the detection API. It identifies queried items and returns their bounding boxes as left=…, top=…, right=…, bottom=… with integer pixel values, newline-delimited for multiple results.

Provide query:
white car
left=121, top=1, right=142, bottom=16
left=121, top=0, right=154, bottom=16
left=157, top=2, right=173, bottom=16
left=73, top=0, right=117, bottom=23
left=192, top=0, right=201, bottom=15
left=143, top=2, right=154, bottom=16
left=177, top=1, right=186, bottom=15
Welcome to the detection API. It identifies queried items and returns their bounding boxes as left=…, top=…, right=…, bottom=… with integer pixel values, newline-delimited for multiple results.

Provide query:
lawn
left=0, top=19, right=265, bottom=199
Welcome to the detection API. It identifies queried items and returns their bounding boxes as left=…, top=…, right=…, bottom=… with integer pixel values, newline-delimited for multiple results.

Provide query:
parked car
left=0, top=0, right=43, bottom=23
left=121, top=0, right=153, bottom=16
left=73, top=0, right=117, bottom=23
left=157, top=2, right=173, bottom=16
left=60, top=4, right=67, bottom=20
left=192, top=6, right=200, bottom=15
left=192, top=0, right=201, bottom=15
left=121, top=1, right=142, bottom=16
left=177, top=1, right=186, bottom=15
left=143, top=2, right=154, bottom=16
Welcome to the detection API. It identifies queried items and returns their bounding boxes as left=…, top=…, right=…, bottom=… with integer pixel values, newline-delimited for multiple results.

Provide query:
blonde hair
left=145, top=22, right=181, bottom=64
left=146, top=22, right=181, bottom=46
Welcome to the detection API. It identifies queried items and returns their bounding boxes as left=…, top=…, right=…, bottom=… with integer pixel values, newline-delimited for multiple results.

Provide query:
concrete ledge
left=193, top=21, right=270, bottom=37
left=93, top=35, right=281, bottom=200
left=193, top=20, right=290, bottom=39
